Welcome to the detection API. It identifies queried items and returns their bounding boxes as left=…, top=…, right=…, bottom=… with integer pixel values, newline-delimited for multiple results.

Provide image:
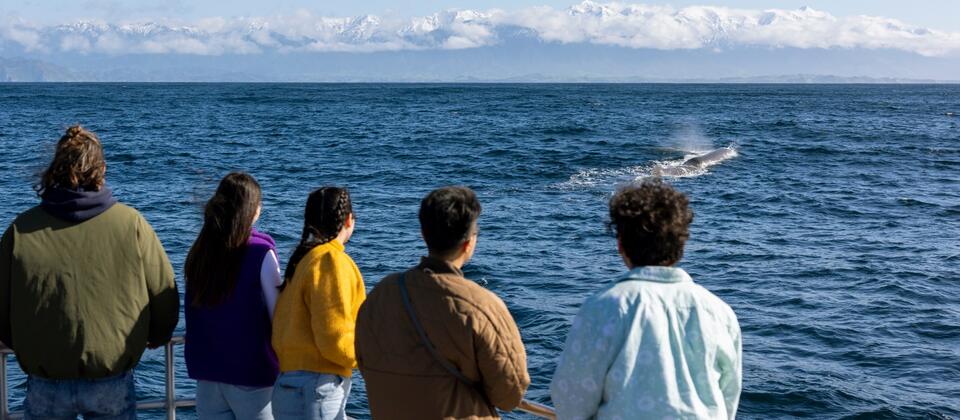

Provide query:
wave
left=552, top=164, right=650, bottom=190
left=540, top=125, right=592, bottom=135
left=552, top=161, right=702, bottom=190
left=896, top=197, right=940, bottom=208
left=553, top=146, right=738, bottom=190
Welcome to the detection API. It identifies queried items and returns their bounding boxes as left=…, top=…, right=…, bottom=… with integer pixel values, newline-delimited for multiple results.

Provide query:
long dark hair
left=282, top=187, right=352, bottom=290
left=185, top=172, right=263, bottom=306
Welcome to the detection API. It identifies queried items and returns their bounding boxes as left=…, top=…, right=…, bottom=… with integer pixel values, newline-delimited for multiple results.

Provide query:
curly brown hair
left=608, top=179, right=694, bottom=267
left=35, top=125, right=106, bottom=195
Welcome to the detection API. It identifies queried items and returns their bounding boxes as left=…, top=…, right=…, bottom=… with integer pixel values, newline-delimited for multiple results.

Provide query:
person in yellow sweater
left=271, top=187, right=365, bottom=420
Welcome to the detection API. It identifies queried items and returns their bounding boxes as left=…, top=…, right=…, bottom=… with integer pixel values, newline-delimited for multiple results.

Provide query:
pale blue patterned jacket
left=550, top=266, right=742, bottom=419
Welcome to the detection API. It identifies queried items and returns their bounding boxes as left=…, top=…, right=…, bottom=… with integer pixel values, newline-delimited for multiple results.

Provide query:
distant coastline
left=2, top=56, right=959, bottom=84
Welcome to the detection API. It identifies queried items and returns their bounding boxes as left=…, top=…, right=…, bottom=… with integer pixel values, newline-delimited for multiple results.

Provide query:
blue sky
left=5, top=0, right=960, bottom=31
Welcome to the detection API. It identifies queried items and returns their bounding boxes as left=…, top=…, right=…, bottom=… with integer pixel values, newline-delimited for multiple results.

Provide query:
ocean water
left=0, top=83, right=958, bottom=419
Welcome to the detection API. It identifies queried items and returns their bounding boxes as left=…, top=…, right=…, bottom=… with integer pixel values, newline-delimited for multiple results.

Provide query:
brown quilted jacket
left=355, top=257, right=530, bottom=419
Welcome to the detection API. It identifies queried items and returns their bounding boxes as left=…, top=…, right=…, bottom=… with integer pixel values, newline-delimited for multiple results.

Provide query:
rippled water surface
left=1, top=84, right=958, bottom=419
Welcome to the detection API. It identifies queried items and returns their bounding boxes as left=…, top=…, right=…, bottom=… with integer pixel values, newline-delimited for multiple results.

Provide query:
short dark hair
left=419, top=186, right=481, bottom=255
left=609, top=179, right=693, bottom=267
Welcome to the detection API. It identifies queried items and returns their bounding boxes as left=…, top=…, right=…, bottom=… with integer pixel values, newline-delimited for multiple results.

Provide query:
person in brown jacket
left=355, top=186, right=530, bottom=419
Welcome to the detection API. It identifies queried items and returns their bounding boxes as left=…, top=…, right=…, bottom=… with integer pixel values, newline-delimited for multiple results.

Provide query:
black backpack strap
left=398, top=272, right=494, bottom=407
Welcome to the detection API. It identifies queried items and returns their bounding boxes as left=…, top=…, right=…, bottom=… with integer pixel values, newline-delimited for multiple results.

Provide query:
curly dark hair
left=419, top=186, right=481, bottom=256
left=608, top=179, right=694, bottom=267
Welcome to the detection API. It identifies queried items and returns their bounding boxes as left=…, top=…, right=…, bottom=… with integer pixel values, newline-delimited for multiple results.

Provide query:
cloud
left=1, top=1, right=959, bottom=57
left=0, top=19, right=45, bottom=52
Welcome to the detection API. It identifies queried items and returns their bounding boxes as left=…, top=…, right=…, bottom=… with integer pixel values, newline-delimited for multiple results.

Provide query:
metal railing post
left=2, top=353, right=9, bottom=420
left=1, top=338, right=194, bottom=419
left=165, top=341, right=176, bottom=420
left=518, top=399, right=557, bottom=419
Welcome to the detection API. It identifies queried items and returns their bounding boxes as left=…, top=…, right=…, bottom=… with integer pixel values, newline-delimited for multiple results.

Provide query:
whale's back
left=683, top=156, right=706, bottom=167
left=682, top=147, right=736, bottom=168
left=652, top=146, right=738, bottom=178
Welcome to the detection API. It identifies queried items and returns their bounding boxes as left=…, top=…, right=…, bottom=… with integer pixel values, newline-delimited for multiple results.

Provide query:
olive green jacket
left=0, top=203, right=179, bottom=379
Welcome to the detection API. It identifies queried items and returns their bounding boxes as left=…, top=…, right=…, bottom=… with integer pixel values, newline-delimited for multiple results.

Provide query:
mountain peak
left=3, top=3, right=955, bottom=57
left=569, top=1, right=615, bottom=18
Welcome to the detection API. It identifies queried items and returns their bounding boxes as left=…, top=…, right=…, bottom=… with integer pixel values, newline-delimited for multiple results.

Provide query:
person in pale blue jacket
left=550, top=180, right=742, bottom=419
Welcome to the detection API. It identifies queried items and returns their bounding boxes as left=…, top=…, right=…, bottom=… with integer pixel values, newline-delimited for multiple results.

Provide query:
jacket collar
left=320, top=239, right=344, bottom=253
left=417, top=256, right=464, bottom=277
left=618, top=266, right=692, bottom=284
left=304, top=239, right=345, bottom=260
left=249, top=228, right=276, bottom=248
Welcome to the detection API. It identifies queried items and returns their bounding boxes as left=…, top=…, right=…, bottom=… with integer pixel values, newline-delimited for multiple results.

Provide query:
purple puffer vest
left=185, top=229, right=280, bottom=387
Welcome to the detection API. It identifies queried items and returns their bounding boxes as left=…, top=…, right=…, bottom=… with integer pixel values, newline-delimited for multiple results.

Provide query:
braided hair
left=35, top=125, right=106, bottom=195
left=282, top=187, right=353, bottom=289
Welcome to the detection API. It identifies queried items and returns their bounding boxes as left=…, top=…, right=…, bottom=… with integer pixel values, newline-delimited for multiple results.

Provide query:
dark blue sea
left=1, top=84, right=958, bottom=419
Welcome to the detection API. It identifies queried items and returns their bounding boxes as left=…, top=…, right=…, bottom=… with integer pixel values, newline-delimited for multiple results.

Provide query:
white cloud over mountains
left=2, top=1, right=958, bottom=57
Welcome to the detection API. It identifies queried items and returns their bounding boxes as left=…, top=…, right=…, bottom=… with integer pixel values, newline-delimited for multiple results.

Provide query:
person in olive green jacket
left=0, top=125, right=179, bottom=419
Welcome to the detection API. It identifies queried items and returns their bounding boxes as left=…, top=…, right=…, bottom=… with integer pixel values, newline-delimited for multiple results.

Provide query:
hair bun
left=65, top=125, right=85, bottom=139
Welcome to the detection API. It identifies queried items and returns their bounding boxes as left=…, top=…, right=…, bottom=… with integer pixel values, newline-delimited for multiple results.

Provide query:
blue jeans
left=271, top=371, right=351, bottom=420
left=196, top=380, right=274, bottom=420
left=24, top=370, right=136, bottom=420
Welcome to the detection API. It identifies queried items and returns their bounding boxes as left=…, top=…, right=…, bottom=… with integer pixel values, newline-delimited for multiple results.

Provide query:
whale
left=654, top=146, right=738, bottom=177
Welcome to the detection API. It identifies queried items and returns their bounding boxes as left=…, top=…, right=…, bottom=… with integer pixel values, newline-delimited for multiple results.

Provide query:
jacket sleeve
left=305, top=251, right=365, bottom=370
left=718, top=315, right=743, bottom=419
left=0, top=226, right=12, bottom=349
left=475, top=297, right=530, bottom=411
left=137, top=214, right=179, bottom=346
left=550, top=295, right=623, bottom=420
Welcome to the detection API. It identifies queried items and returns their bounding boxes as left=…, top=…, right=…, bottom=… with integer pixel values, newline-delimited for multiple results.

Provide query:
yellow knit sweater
left=272, top=240, right=366, bottom=377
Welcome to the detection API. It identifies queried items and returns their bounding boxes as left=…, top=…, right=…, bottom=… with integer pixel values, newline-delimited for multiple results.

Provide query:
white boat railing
left=1, top=336, right=555, bottom=419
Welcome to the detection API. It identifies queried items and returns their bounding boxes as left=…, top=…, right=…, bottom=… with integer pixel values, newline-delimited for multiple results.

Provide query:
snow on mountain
left=1, top=2, right=958, bottom=56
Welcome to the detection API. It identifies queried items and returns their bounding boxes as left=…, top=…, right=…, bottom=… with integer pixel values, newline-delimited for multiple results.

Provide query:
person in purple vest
left=184, top=172, right=283, bottom=420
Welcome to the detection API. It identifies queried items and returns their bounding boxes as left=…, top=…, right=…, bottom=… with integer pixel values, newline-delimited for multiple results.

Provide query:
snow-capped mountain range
left=2, top=2, right=959, bottom=82
left=2, top=1, right=958, bottom=57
